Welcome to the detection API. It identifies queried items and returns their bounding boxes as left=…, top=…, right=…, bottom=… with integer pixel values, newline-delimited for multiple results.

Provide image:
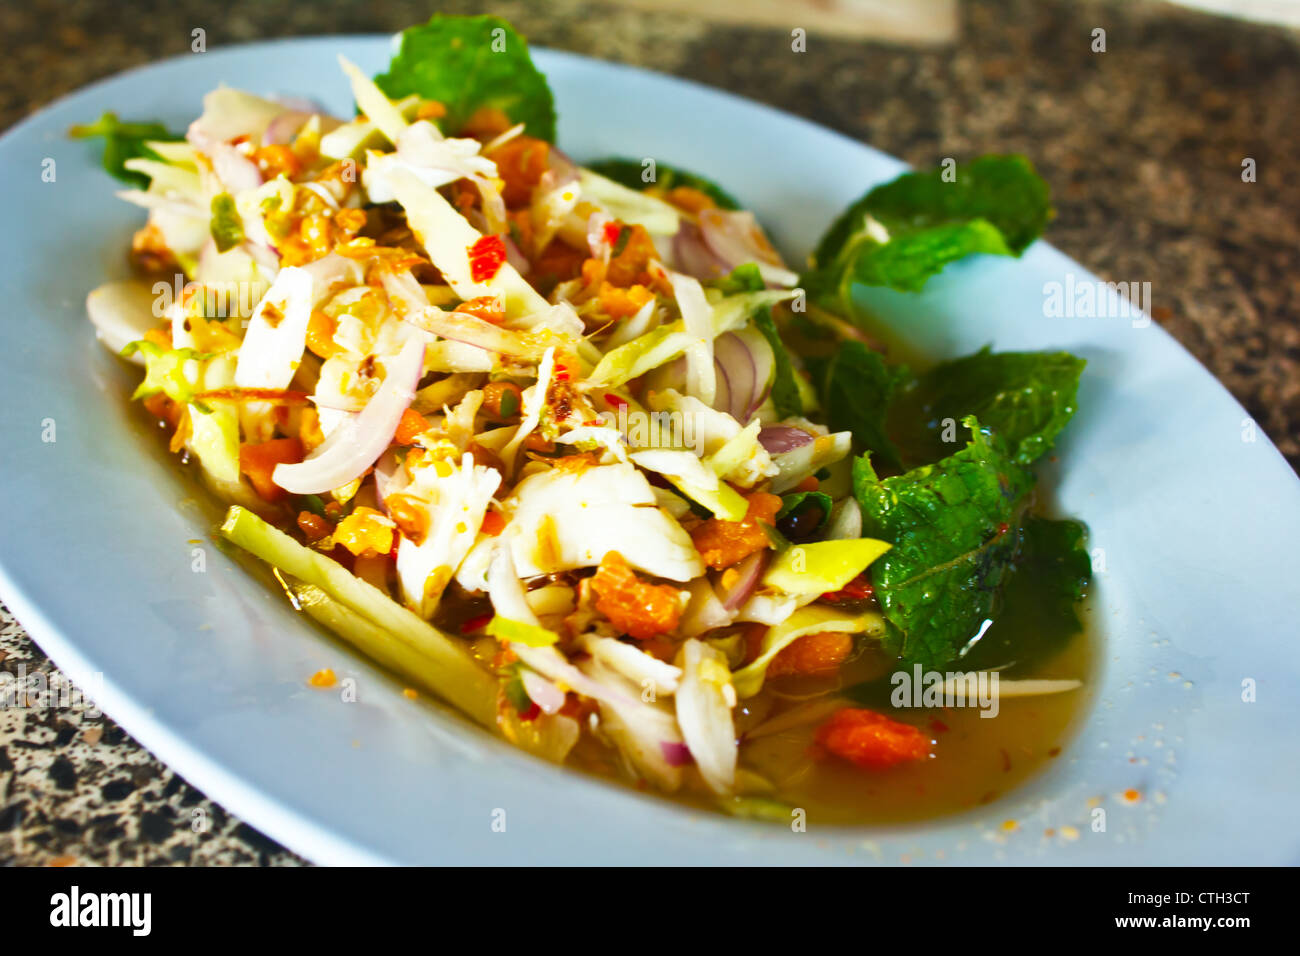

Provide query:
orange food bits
left=491, top=135, right=550, bottom=206
left=238, top=437, right=304, bottom=503
left=142, top=392, right=180, bottom=428
left=299, top=405, right=325, bottom=452
left=297, top=510, right=333, bottom=543
left=533, top=239, right=586, bottom=283
left=305, top=310, right=338, bottom=358
left=251, top=144, right=303, bottom=179
left=690, top=491, right=782, bottom=570
left=333, top=207, right=367, bottom=238
left=333, top=506, right=395, bottom=557
left=308, top=668, right=338, bottom=688
left=481, top=380, right=524, bottom=420
left=478, top=509, right=507, bottom=537
left=460, top=105, right=513, bottom=139
left=598, top=281, right=654, bottom=319
left=821, top=572, right=874, bottom=604
left=590, top=551, right=683, bottom=641
left=416, top=99, right=448, bottom=121
left=299, top=213, right=333, bottom=257
left=604, top=224, right=658, bottom=287
left=814, top=708, right=931, bottom=770
left=663, top=185, right=717, bottom=214
left=766, top=631, right=854, bottom=679
left=385, top=493, right=430, bottom=546
left=580, top=257, right=606, bottom=290
left=394, top=407, right=430, bottom=445
left=130, top=222, right=179, bottom=274
left=454, top=295, right=506, bottom=324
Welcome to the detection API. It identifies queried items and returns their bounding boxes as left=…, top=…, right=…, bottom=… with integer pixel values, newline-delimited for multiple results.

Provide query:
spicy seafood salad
left=78, top=16, right=1093, bottom=821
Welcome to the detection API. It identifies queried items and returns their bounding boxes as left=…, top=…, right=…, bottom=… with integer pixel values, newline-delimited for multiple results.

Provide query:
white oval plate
left=1, top=37, right=1297, bottom=865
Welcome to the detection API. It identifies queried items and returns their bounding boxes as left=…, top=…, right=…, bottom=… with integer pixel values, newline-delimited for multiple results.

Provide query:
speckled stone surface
left=1, top=0, right=1297, bottom=866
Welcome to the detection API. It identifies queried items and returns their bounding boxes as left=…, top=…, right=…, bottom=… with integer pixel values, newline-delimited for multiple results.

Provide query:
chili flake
left=468, top=234, right=507, bottom=283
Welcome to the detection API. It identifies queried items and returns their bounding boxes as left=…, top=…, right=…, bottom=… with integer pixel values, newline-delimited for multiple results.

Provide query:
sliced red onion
left=521, top=668, right=567, bottom=715
left=826, top=497, right=863, bottom=541
left=310, top=390, right=366, bottom=412
left=243, top=239, right=280, bottom=276
left=270, top=94, right=327, bottom=114
left=503, top=234, right=530, bottom=275
left=300, top=180, right=340, bottom=210
left=667, top=270, right=717, bottom=407
left=188, top=91, right=283, bottom=144
left=262, top=110, right=310, bottom=145
left=758, top=425, right=814, bottom=455
left=670, top=220, right=728, bottom=282
left=674, top=639, right=738, bottom=794
left=586, top=209, right=614, bottom=258
left=517, top=645, right=643, bottom=711
left=660, top=741, right=693, bottom=767
left=300, top=252, right=364, bottom=299
left=740, top=327, right=775, bottom=420
left=712, top=355, right=734, bottom=423
left=373, top=449, right=402, bottom=508
left=547, top=148, right=579, bottom=188
left=698, top=208, right=799, bottom=288
left=719, top=550, right=769, bottom=611
left=712, top=331, right=756, bottom=422
left=273, top=337, right=424, bottom=494
left=189, top=128, right=263, bottom=194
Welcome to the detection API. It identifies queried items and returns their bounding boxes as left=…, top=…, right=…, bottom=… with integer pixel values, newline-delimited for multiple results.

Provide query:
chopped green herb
left=821, top=340, right=910, bottom=468
left=610, top=224, right=632, bottom=258
left=209, top=192, right=245, bottom=253
left=68, top=112, right=182, bottom=188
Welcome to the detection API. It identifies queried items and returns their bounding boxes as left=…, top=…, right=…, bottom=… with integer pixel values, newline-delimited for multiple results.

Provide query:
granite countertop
left=1, top=0, right=1296, bottom=866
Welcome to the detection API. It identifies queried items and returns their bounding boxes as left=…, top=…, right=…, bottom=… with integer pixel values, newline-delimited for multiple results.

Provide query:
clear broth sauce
left=735, top=616, right=1096, bottom=825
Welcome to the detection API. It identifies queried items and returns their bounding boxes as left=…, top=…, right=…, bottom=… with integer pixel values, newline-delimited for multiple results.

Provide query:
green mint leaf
left=804, top=154, right=1052, bottom=301
left=906, top=348, right=1085, bottom=465
left=853, top=416, right=1035, bottom=669
left=822, top=340, right=909, bottom=468
left=68, top=112, right=182, bottom=188
left=710, top=262, right=763, bottom=295
left=958, top=515, right=1091, bottom=672
left=375, top=15, right=556, bottom=142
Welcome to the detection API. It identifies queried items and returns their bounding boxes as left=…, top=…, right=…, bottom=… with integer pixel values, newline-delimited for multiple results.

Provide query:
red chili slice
left=468, top=234, right=507, bottom=284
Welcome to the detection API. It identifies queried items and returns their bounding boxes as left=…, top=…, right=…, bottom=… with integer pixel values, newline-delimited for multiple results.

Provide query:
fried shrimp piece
left=690, top=491, right=781, bottom=570
left=590, top=551, right=683, bottom=641
left=814, top=708, right=931, bottom=770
